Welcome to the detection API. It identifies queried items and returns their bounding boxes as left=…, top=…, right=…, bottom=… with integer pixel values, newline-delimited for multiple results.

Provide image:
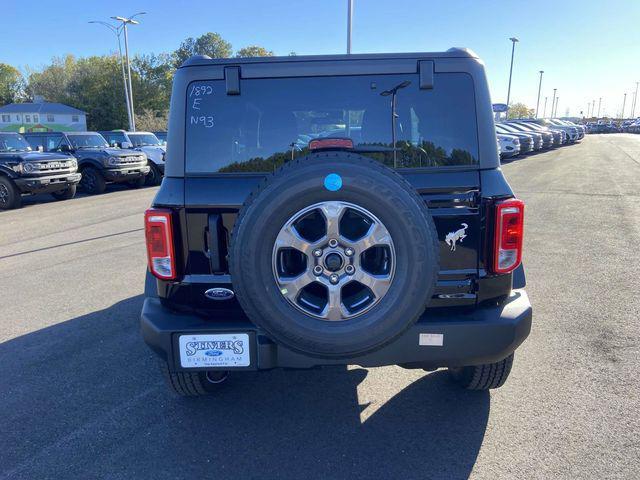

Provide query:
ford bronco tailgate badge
left=445, top=223, right=468, bottom=251
left=204, top=288, right=235, bottom=301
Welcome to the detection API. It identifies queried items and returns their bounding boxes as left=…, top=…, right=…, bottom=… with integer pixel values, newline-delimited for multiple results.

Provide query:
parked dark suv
left=0, top=132, right=81, bottom=209
left=141, top=50, right=532, bottom=396
left=24, top=131, right=149, bottom=194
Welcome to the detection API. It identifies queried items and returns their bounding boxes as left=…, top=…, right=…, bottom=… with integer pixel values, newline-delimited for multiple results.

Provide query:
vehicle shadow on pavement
left=0, top=295, right=489, bottom=480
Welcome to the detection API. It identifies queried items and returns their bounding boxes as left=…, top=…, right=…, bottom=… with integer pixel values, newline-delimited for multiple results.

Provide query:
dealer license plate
left=178, top=333, right=250, bottom=368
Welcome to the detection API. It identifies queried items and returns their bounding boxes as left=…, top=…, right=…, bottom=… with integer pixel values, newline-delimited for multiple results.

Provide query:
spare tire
left=229, top=152, right=439, bottom=358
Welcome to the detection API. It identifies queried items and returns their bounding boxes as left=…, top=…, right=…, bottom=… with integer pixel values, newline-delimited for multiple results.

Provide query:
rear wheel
left=0, top=176, right=21, bottom=209
left=160, top=362, right=228, bottom=397
left=79, top=167, right=106, bottom=194
left=448, top=353, right=514, bottom=390
left=51, top=184, right=77, bottom=200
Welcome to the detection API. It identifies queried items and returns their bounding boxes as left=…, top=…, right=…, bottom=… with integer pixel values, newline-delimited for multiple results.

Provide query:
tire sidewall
left=0, top=176, right=21, bottom=209
left=230, top=153, right=439, bottom=357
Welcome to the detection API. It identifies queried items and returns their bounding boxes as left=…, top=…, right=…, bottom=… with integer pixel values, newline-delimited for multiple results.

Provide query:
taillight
left=492, top=198, right=524, bottom=274
left=144, top=208, right=176, bottom=280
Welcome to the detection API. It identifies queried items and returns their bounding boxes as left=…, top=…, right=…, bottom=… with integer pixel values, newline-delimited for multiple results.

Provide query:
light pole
left=587, top=102, right=591, bottom=118
left=111, top=12, right=145, bottom=131
left=553, top=97, right=559, bottom=118
left=506, top=37, right=519, bottom=110
left=632, top=82, right=639, bottom=118
left=535, top=70, right=544, bottom=118
left=597, top=97, right=602, bottom=117
left=88, top=20, right=133, bottom=131
left=347, top=0, right=353, bottom=54
left=550, top=88, right=557, bottom=118
left=542, top=96, right=548, bottom=118
left=621, top=93, right=627, bottom=119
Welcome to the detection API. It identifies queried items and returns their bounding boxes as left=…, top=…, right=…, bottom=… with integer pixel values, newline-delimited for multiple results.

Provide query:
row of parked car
left=585, top=119, right=640, bottom=134
left=496, top=118, right=585, bottom=160
left=0, top=130, right=167, bottom=209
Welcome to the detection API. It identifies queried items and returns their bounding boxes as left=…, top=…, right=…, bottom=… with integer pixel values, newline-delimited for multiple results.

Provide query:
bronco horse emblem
left=445, top=223, right=468, bottom=252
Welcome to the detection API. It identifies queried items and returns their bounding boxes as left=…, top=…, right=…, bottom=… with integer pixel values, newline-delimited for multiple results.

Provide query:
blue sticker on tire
left=324, top=173, right=342, bottom=191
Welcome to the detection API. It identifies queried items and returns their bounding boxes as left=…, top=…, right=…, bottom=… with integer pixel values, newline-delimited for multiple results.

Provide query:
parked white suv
left=99, top=130, right=166, bottom=186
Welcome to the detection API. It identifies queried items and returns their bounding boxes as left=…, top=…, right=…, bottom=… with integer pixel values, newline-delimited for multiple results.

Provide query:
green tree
left=173, top=32, right=232, bottom=66
left=135, top=108, right=168, bottom=131
left=131, top=53, right=173, bottom=114
left=0, top=63, right=25, bottom=104
left=235, top=46, right=274, bottom=58
left=25, top=55, right=76, bottom=103
left=507, top=103, right=534, bottom=119
left=27, top=54, right=129, bottom=130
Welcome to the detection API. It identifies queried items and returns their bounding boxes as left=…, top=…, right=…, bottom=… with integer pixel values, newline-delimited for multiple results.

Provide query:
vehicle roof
left=180, top=49, right=479, bottom=68
left=24, top=131, right=99, bottom=135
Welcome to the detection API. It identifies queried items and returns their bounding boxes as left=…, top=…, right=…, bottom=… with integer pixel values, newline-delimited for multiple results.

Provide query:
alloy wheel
left=272, top=201, right=395, bottom=321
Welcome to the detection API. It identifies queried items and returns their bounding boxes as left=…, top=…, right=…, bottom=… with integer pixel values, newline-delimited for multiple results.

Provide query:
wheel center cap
left=324, top=252, right=344, bottom=272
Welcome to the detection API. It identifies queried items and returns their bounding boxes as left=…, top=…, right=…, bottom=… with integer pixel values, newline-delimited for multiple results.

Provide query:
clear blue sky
left=3, top=0, right=640, bottom=117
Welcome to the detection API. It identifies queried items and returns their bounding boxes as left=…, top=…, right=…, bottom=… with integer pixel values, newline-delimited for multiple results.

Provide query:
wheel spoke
left=352, top=222, right=393, bottom=253
left=352, top=270, right=392, bottom=299
left=274, top=225, right=314, bottom=255
left=318, top=202, right=346, bottom=240
left=321, top=285, right=347, bottom=321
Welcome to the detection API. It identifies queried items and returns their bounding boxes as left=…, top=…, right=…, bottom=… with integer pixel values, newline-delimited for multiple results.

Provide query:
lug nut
left=313, top=265, right=323, bottom=276
left=329, top=274, right=339, bottom=284
left=344, top=247, right=354, bottom=257
left=328, top=238, right=339, bottom=248
left=345, top=265, right=355, bottom=275
left=313, top=248, right=323, bottom=257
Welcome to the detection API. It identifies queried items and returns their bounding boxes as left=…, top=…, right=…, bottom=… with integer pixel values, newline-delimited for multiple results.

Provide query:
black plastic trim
left=141, top=290, right=531, bottom=370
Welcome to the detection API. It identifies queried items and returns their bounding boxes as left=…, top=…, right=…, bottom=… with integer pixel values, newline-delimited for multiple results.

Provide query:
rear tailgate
left=180, top=168, right=480, bottom=312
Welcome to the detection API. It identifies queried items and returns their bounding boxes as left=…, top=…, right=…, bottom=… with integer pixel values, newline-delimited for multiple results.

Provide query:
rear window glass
left=185, top=73, right=478, bottom=173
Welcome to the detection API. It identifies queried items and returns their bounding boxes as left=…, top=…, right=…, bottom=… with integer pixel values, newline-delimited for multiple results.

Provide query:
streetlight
left=347, top=0, right=353, bottom=54
left=553, top=97, right=559, bottom=118
left=550, top=88, right=557, bottom=118
left=111, top=12, right=146, bottom=131
left=542, top=96, right=548, bottom=118
left=621, top=93, right=627, bottom=119
left=535, top=70, right=544, bottom=118
left=505, top=37, right=519, bottom=110
left=597, top=97, right=602, bottom=117
left=88, top=20, right=133, bottom=130
left=632, top=82, right=639, bottom=118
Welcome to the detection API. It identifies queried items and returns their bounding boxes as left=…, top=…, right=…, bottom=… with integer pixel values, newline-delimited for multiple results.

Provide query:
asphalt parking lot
left=1, top=134, right=639, bottom=479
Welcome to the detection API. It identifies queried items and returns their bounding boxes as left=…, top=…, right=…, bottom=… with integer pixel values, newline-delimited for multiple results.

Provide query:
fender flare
left=0, top=165, right=18, bottom=179
left=77, top=158, right=104, bottom=171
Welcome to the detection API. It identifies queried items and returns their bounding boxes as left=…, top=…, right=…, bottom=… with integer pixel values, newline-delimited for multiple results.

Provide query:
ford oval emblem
left=204, top=288, right=235, bottom=301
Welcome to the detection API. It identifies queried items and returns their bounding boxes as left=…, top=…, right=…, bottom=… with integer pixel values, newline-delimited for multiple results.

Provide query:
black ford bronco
left=24, top=131, right=149, bottom=194
left=0, top=132, right=81, bottom=209
left=141, top=50, right=532, bottom=396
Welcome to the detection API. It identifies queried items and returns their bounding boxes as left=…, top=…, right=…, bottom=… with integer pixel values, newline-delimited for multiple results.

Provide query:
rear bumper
left=15, top=172, right=81, bottom=193
left=141, top=290, right=532, bottom=371
left=103, top=165, right=150, bottom=182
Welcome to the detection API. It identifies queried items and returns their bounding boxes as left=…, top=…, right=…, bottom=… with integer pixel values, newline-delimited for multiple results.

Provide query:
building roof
left=0, top=102, right=86, bottom=115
